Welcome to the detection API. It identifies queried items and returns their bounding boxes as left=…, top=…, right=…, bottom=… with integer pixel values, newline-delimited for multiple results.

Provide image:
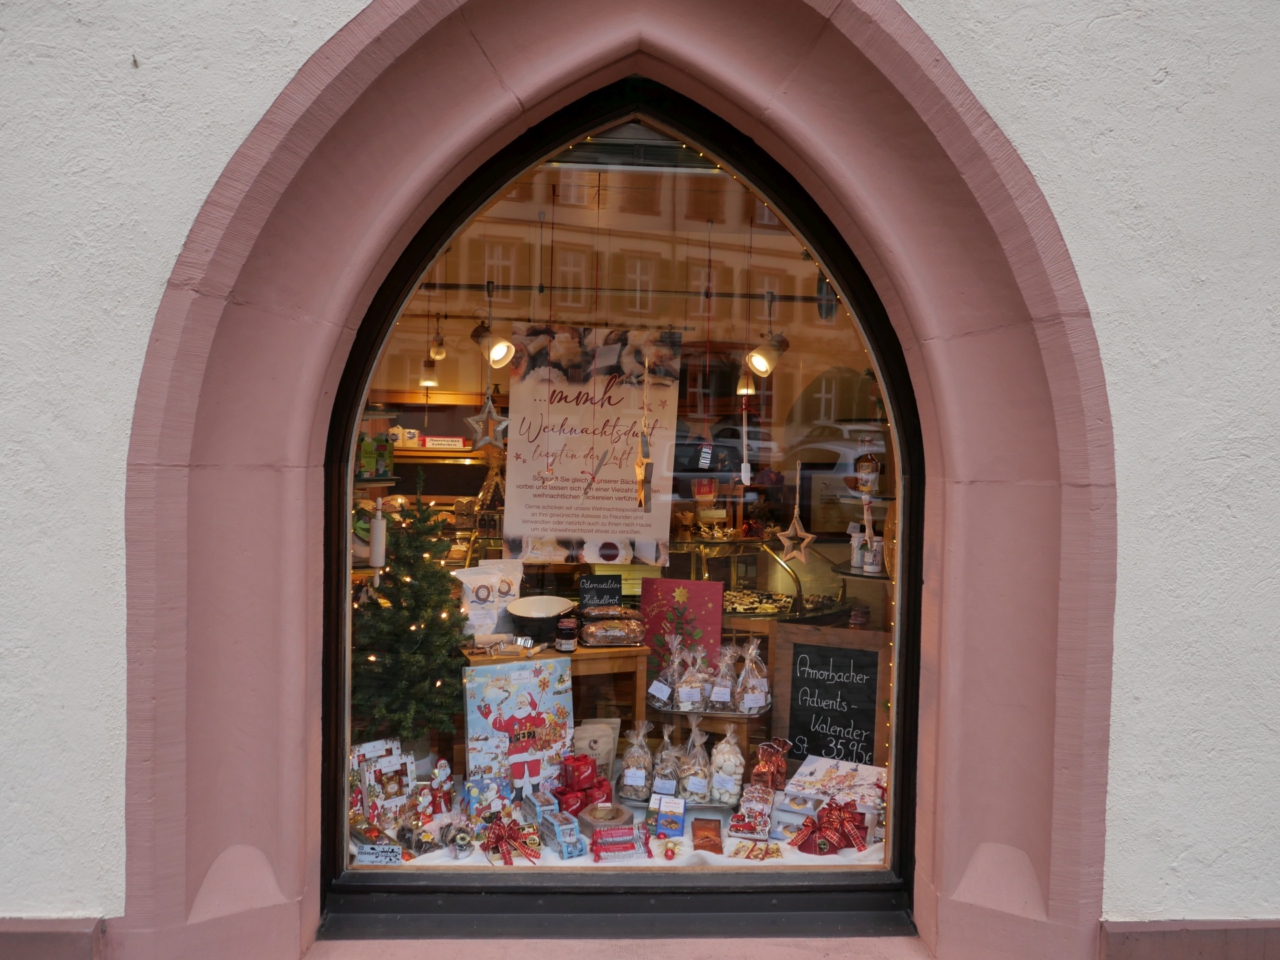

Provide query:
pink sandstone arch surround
left=120, top=2, right=1116, bottom=959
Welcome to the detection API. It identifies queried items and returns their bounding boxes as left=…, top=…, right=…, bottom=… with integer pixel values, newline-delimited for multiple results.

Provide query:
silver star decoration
left=466, top=393, right=508, bottom=450
left=777, top=509, right=816, bottom=564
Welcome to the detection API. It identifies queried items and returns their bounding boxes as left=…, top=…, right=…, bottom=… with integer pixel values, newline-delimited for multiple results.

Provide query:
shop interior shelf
left=653, top=702, right=772, bottom=719
left=830, top=560, right=891, bottom=581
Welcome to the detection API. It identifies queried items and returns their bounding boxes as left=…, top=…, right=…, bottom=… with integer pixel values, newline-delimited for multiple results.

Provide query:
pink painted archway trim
left=121, top=2, right=1115, bottom=959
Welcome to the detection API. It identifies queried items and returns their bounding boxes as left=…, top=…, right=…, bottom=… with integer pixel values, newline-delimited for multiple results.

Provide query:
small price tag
left=677, top=686, right=700, bottom=703
left=623, top=768, right=647, bottom=787
left=353, top=844, right=403, bottom=866
left=712, top=773, right=736, bottom=792
left=653, top=777, right=678, bottom=795
left=710, top=685, right=732, bottom=703
left=697, top=442, right=713, bottom=469
left=648, top=680, right=672, bottom=701
left=686, top=776, right=708, bottom=795
left=742, top=692, right=767, bottom=709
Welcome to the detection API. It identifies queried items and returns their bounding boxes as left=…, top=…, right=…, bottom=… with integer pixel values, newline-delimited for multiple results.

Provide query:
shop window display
left=345, top=119, right=904, bottom=875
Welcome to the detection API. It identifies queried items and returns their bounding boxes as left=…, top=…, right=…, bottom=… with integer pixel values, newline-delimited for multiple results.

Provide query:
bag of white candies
left=678, top=715, right=712, bottom=803
left=617, top=720, right=654, bottom=801
left=733, top=638, right=770, bottom=715
left=709, top=725, right=745, bottom=805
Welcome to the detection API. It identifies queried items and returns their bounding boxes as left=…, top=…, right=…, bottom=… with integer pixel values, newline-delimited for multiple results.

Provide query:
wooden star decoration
left=777, top=509, right=816, bottom=564
left=634, top=433, right=653, bottom=511
left=466, top=393, right=508, bottom=450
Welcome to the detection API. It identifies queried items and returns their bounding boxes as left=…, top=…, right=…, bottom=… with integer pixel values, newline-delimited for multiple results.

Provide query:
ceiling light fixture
left=745, top=290, right=788, bottom=377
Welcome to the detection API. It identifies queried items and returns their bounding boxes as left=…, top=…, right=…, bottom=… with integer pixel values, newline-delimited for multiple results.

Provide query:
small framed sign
left=579, top=573, right=622, bottom=610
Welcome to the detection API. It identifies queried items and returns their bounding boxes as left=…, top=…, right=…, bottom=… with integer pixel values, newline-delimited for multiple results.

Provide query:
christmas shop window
left=342, top=117, right=905, bottom=877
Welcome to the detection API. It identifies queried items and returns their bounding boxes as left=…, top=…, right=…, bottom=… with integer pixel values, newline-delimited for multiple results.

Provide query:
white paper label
left=685, top=776, right=708, bottom=795
left=622, top=769, right=647, bottom=786
left=710, top=685, right=732, bottom=703
left=353, top=844, right=403, bottom=865
left=677, top=686, right=700, bottom=703
left=742, top=692, right=767, bottom=709
left=712, top=772, right=736, bottom=792
left=647, top=680, right=672, bottom=700
left=653, top=777, right=677, bottom=795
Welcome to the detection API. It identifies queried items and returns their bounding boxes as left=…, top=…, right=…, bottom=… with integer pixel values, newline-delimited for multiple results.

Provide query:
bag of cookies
left=673, top=649, right=708, bottom=712
left=617, top=721, right=654, bottom=801
left=709, top=724, right=745, bottom=805
left=652, top=724, right=680, bottom=796
left=707, top=642, right=739, bottom=711
left=646, top=635, right=685, bottom=710
left=733, top=638, right=770, bottom=714
left=678, top=715, right=711, bottom=803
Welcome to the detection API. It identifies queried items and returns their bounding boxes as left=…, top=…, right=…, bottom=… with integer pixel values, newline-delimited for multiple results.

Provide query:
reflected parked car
left=711, top=423, right=781, bottom=463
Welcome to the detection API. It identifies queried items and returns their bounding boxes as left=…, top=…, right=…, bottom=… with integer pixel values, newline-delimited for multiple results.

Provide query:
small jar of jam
left=555, top=617, right=579, bottom=652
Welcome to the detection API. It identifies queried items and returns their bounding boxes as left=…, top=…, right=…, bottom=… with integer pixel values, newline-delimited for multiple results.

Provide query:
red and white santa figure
left=478, top=691, right=548, bottom=798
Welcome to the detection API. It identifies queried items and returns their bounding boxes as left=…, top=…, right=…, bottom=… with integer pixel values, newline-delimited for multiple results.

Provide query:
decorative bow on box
left=481, top=818, right=541, bottom=866
left=789, top=801, right=868, bottom=856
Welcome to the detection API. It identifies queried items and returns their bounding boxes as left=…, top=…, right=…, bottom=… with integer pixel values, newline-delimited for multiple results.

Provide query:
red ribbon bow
left=820, top=801, right=867, bottom=852
left=480, top=818, right=540, bottom=866
left=787, top=814, right=846, bottom=855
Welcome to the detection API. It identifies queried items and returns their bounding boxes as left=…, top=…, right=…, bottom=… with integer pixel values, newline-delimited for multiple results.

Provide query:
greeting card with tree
left=639, top=578, right=723, bottom=668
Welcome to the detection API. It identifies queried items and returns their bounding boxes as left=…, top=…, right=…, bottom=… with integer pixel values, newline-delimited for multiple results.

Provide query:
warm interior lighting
left=746, top=333, right=788, bottom=377
left=420, top=359, right=439, bottom=387
left=429, top=334, right=447, bottom=361
left=736, top=364, right=756, bottom=395
left=746, top=342, right=778, bottom=376
left=470, top=321, right=515, bottom=368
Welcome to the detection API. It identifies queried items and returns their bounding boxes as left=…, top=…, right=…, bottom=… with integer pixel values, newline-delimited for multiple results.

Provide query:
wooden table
left=463, top=644, right=650, bottom=727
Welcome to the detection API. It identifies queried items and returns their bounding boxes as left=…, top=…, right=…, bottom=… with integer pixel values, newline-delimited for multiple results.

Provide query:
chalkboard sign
left=772, top=624, right=891, bottom=768
left=579, top=574, right=622, bottom=610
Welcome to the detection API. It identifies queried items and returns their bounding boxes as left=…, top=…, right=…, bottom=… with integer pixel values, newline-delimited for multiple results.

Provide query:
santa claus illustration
left=478, top=691, right=548, bottom=798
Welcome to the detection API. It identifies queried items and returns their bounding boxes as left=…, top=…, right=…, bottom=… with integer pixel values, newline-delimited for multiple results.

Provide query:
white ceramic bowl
left=506, top=595, right=574, bottom=618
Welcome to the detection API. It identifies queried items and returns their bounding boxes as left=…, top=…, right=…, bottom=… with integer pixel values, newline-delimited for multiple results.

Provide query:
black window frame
left=321, top=77, right=925, bottom=939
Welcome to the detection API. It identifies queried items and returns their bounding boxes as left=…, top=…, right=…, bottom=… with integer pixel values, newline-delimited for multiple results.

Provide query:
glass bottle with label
left=855, top=436, right=880, bottom=495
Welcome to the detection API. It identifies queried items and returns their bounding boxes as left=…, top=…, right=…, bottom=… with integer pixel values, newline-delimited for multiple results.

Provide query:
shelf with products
left=830, top=560, right=891, bottom=582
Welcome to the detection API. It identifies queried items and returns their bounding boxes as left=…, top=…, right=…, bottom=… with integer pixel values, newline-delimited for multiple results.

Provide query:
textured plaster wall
left=897, top=0, right=1280, bottom=920
left=2, top=0, right=1277, bottom=926
left=0, top=0, right=366, bottom=918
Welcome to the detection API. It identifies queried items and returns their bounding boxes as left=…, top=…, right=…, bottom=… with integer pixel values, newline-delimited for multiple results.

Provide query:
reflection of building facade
left=378, top=125, right=879, bottom=455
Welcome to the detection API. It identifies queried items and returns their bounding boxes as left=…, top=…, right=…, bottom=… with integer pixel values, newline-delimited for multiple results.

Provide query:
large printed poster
left=503, top=324, right=682, bottom=565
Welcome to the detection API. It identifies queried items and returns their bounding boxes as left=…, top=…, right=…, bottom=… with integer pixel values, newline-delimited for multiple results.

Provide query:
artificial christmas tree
left=351, top=473, right=468, bottom=742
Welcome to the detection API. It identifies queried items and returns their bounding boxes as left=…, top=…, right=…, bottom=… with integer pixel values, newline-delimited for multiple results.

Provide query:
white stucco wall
left=896, top=0, right=1280, bottom=920
left=0, top=0, right=367, bottom=918
left=2, top=0, right=1277, bottom=925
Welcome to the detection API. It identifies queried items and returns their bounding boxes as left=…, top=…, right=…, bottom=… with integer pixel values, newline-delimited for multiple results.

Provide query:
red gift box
left=789, top=801, right=868, bottom=855
left=583, top=776, right=613, bottom=806
left=553, top=785, right=587, bottom=817
left=562, top=754, right=598, bottom=791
